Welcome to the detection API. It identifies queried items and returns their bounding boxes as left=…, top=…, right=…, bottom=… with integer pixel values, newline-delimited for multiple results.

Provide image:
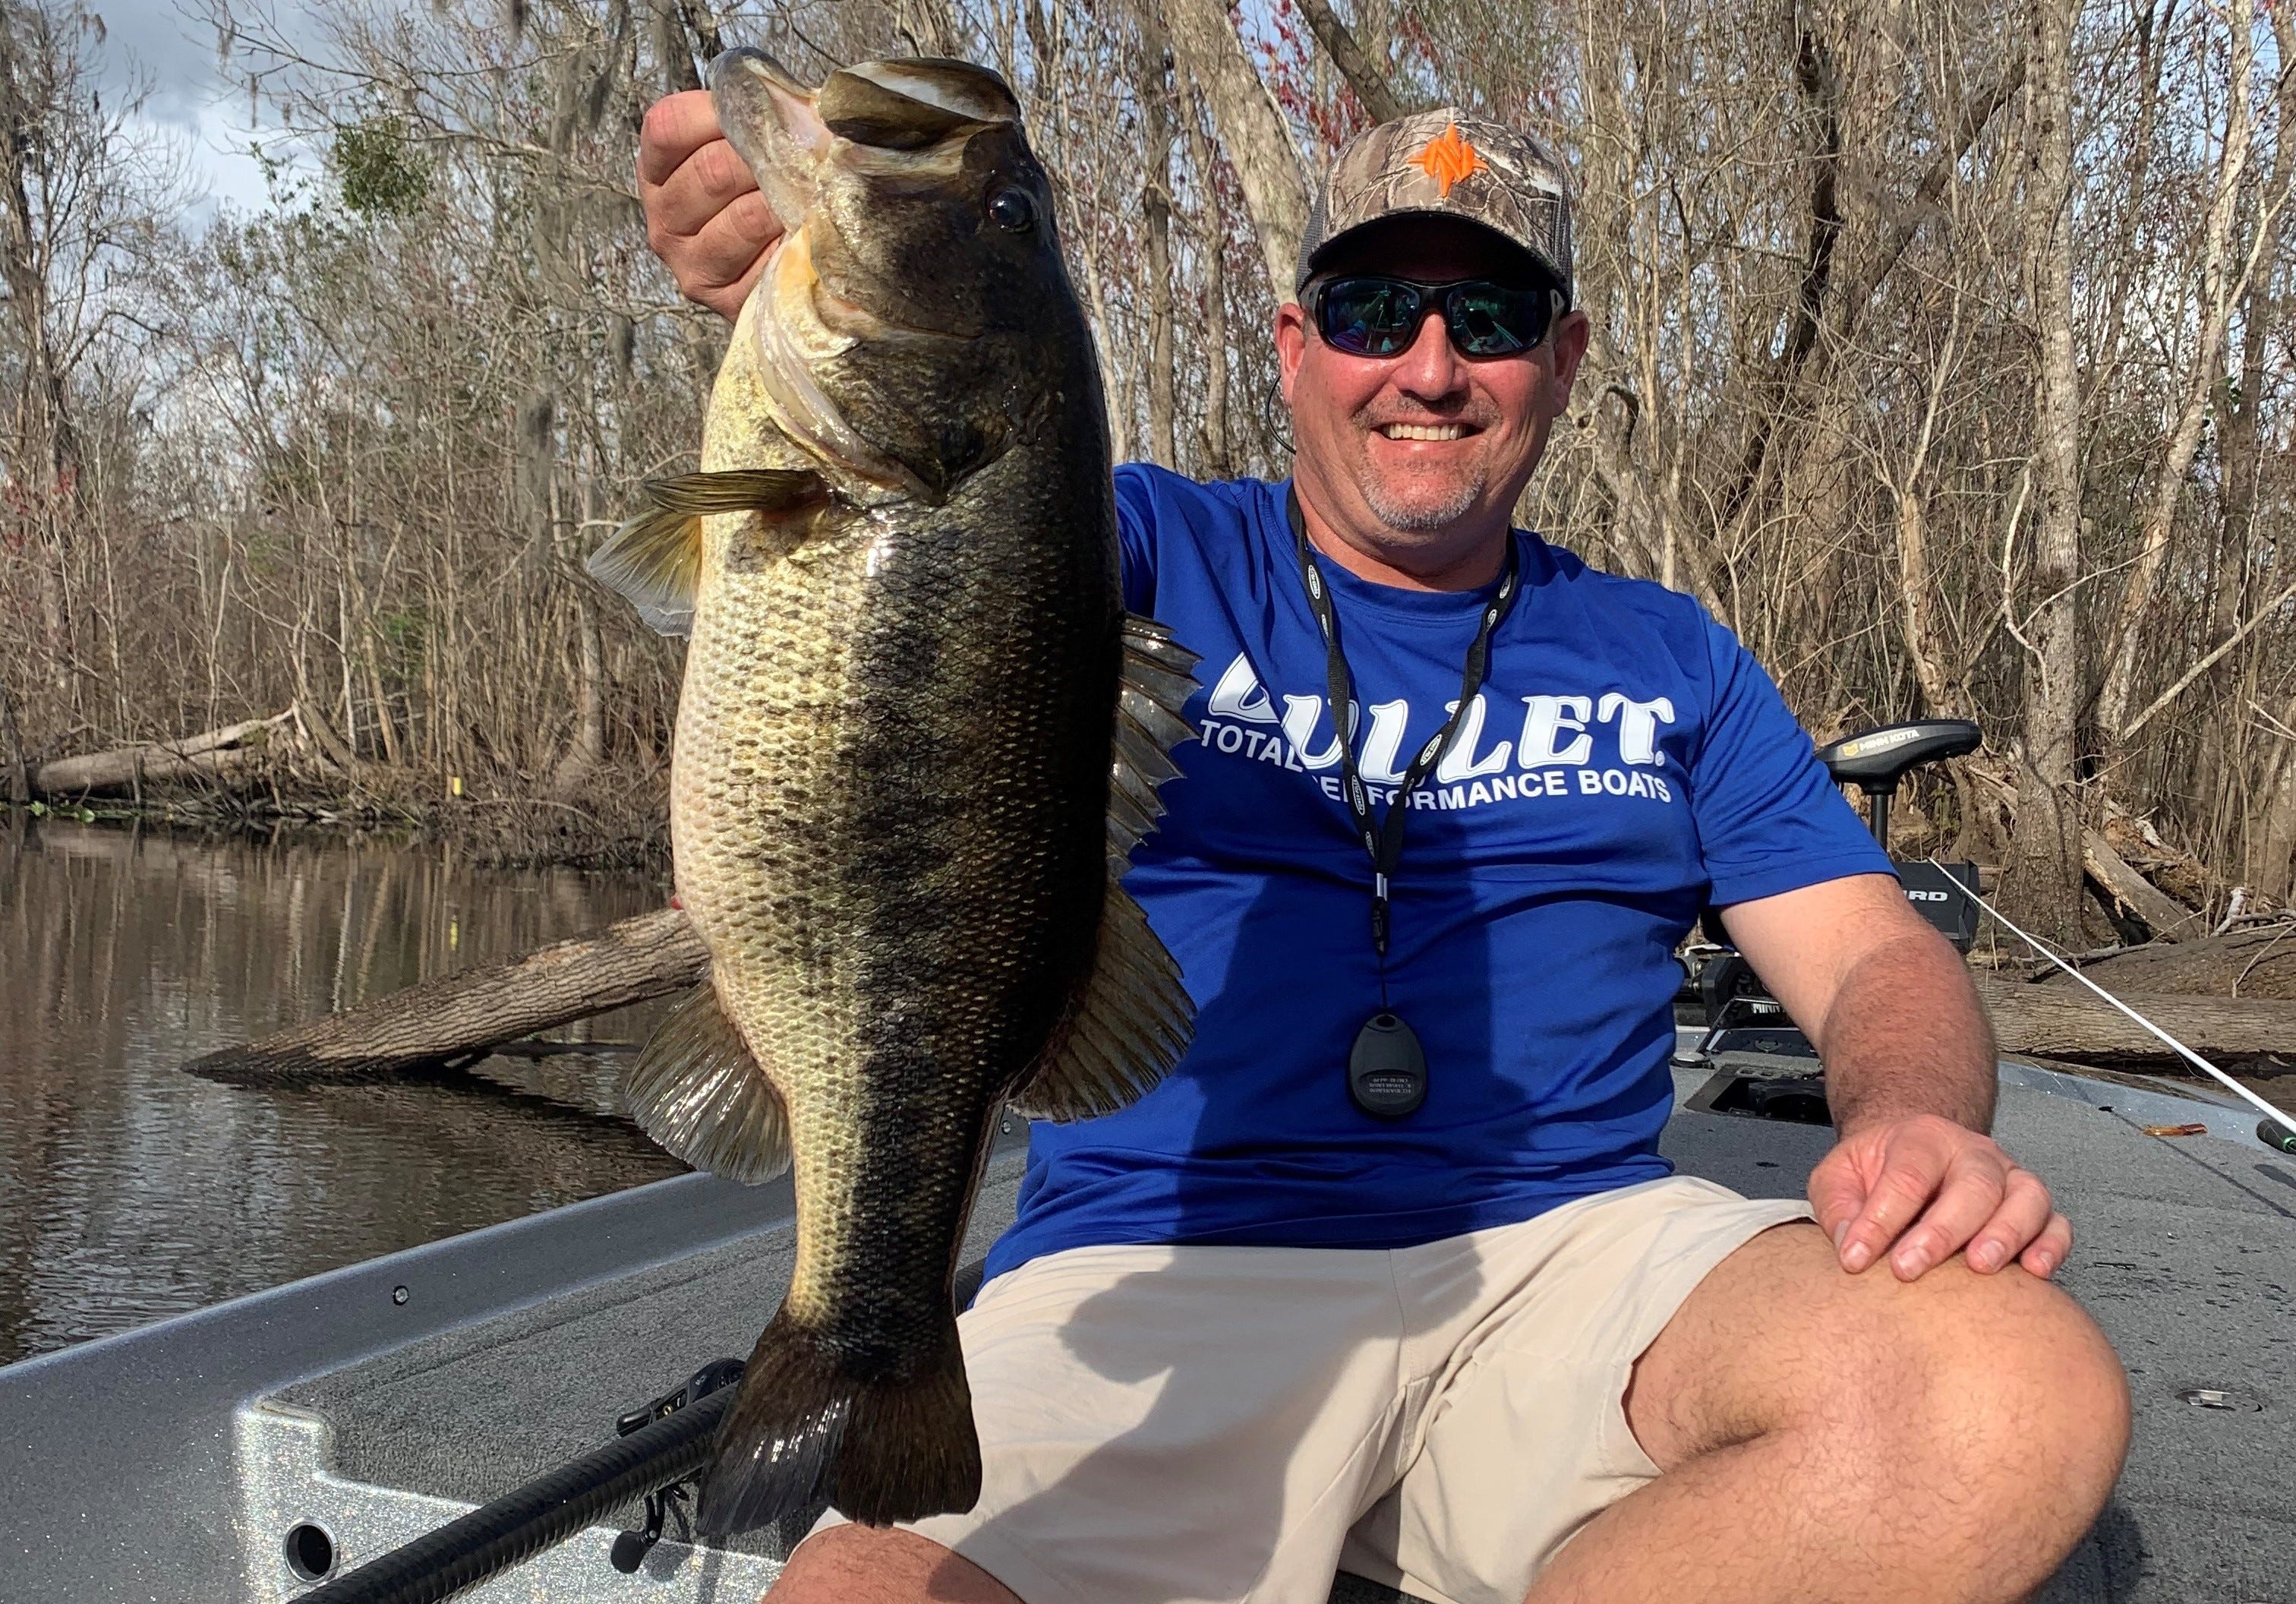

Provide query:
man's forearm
left=1810, top=930, right=1996, bottom=1133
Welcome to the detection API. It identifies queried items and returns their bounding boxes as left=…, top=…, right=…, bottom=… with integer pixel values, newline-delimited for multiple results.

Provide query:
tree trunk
left=1292, top=0, right=1414, bottom=121
left=30, top=713, right=292, bottom=797
left=1998, top=0, right=2087, bottom=947
left=183, top=906, right=707, bottom=1083
left=2094, top=0, right=2263, bottom=741
left=555, top=585, right=609, bottom=796
left=1139, top=20, right=1179, bottom=468
left=2253, top=713, right=2296, bottom=904
left=0, top=9, right=80, bottom=497
left=1181, top=74, right=1233, bottom=476
left=2058, top=923, right=2296, bottom=1000
left=2082, top=829, right=2201, bottom=941
left=894, top=0, right=962, bottom=56
left=1161, top=0, right=1310, bottom=306
left=0, top=680, right=28, bottom=804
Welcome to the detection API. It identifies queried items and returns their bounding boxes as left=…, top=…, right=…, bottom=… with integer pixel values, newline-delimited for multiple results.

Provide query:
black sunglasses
left=1311, top=274, right=1563, bottom=360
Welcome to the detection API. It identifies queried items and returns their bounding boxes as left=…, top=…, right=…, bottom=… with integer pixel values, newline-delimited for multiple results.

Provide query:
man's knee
left=1809, top=1258, right=2130, bottom=1569
left=767, top=1523, right=1022, bottom=1604
left=1642, top=1225, right=2129, bottom=1574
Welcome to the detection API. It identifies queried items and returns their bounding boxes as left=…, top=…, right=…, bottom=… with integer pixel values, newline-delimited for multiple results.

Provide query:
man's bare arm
left=1721, top=874, right=2071, bottom=1282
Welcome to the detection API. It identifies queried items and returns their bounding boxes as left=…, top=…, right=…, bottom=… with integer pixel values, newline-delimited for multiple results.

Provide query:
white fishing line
left=1931, top=857, right=2296, bottom=1136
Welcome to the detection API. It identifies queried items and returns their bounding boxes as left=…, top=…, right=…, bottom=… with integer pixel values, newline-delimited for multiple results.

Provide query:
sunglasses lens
left=1446, top=283, right=1548, bottom=355
left=1317, top=278, right=1423, bottom=357
left=1317, top=276, right=1555, bottom=358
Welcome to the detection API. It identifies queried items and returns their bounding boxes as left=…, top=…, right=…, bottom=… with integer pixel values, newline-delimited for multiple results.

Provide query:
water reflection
left=0, top=816, right=689, bottom=1366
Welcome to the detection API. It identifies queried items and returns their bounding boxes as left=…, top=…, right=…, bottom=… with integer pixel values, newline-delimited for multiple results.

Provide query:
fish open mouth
left=711, top=49, right=829, bottom=236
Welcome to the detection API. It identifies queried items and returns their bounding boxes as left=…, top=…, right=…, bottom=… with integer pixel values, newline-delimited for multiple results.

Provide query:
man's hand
left=1809, top=1113, right=2072, bottom=1281
left=1720, top=874, right=2070, bottom=1284
left=639, top=90, right=781, bottom=320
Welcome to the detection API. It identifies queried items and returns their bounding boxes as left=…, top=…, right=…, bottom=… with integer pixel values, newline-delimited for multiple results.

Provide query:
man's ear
left=1543, top=309, right=1591, bottom=413
left=1273, top=301, right=1309, bottom=407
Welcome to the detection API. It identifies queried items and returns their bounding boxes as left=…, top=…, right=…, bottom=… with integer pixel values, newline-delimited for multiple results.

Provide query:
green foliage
left=333, top=118, right=430, bottom=219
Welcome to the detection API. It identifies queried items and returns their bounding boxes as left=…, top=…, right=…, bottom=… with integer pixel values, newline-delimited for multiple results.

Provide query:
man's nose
left=1390, top=308, right=1468, bottom=401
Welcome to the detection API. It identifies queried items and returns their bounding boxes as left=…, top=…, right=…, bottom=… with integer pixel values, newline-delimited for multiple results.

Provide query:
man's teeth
left=1379, top=423, right=1468, bottom=440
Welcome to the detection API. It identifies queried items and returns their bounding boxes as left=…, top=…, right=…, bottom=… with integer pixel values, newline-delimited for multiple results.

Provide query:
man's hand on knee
left=1809, top=1113, right=2071, bottom=1283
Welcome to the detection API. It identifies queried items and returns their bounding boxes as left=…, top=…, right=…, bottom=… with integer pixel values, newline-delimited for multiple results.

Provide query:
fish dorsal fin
left=1011, top=615, right=1201, bottom=1123
left=1105, top=614, right=1201, bottom=873
left=623, top=981, right=793, bottom=1183
left=1008, top=879, right=1194, bottom=1122
left=588, top=469, right=827, bottom=636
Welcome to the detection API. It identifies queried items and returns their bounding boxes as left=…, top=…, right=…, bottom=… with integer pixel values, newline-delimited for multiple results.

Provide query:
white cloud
left=94, top=0, right=317, bottom=218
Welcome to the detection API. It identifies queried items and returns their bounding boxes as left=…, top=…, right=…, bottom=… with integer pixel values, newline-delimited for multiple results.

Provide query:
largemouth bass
left=587, top=49, right=1198, bottom=1537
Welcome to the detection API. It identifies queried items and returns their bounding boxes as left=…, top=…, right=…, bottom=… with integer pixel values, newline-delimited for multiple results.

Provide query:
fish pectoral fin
left=586, top=468, right=830, bottom=636
left=1008, top=878, right=1194, bottom=1122
left=622, top=981, right=793, bottom=1183
left=1105, top=614, right=1202, bottom=873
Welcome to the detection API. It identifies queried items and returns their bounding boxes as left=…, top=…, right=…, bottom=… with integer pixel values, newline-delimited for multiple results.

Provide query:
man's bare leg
left=1525, top=1222, right=2129, bottom=1604
left=768, top=1524, right=1019, bottom=1604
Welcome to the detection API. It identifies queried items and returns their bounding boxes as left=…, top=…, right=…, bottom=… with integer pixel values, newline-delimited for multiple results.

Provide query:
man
left=637, top=87, right=2128, bottom=1604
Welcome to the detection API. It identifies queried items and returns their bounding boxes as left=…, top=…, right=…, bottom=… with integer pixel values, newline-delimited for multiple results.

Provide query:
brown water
left=0, top=817, right=689, bottom=1366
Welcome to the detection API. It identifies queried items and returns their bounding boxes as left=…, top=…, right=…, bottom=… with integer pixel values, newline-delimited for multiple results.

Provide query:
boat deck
left=3, top=1059, right=2290, bottom=1602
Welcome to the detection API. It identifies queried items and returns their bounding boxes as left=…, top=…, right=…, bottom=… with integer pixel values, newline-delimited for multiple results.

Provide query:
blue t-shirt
left=981, top=466, right=1891, bottom=1283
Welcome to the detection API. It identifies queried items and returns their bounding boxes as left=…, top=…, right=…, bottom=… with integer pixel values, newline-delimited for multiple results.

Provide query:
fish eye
left=986, top=187, right=1035, bottom=233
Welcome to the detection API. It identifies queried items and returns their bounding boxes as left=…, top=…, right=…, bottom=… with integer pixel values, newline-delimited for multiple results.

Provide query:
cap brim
left=1298, top=210, right=1569, bottom=302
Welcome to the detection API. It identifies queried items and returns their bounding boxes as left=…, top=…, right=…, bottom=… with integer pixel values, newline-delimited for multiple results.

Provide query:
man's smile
left=1374, top=422, right=1475, bottom=441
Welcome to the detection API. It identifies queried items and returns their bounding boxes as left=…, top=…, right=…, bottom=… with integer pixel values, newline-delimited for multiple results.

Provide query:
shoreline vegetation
left=5, top=706, right=672, bottom=871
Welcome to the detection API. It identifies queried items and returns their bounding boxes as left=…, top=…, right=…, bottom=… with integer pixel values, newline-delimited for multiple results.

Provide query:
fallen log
left=2080, top=828, right=2202, bottom=942
left=33, top=711, right=292, bottom=797
left=2043, top=920, right=2296, bottom=1003
left=184, top=906, right=705, bottom=1084
left=1977, top=975, right=2296, bottom=1062
left=182, top=896, right=2296, bottom=1088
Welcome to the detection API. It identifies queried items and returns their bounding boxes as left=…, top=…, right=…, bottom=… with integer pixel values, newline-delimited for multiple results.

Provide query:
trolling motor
left=1819, top=719, right=1985, bottom=946
left=1683, top=718, right=1983, bottom=1106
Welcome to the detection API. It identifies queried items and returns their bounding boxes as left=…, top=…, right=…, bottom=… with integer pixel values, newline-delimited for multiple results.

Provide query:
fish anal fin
left=1009, top=879, right=1194, bottom=1122
left=588, top=469, right=830, bottom=636
left=623, top=982, right=792, bottom=1183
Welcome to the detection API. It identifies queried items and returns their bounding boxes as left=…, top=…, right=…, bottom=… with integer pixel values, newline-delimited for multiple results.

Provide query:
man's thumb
left=1806, top=1152, right=1867, bottom=1248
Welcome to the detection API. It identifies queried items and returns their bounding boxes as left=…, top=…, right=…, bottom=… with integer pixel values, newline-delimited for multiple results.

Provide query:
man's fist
left=639, top=90, right=781, bottom=321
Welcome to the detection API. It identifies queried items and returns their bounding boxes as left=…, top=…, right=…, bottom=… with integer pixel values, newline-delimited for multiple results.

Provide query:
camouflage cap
left=1297, top=109, right=1572, bottom=302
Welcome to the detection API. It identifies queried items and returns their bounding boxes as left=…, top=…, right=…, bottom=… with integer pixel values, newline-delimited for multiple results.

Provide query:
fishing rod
left=295, top=1358, right=746, bottom=1604
left=1932, top=858, right=2296, bottom=1154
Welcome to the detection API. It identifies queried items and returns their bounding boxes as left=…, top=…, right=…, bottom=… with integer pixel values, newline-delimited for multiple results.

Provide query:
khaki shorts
left=807, top=1175, right=1811, bottom=1604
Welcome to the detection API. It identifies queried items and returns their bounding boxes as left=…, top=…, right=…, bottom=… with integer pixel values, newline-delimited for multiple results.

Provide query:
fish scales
left=589, top=48, right=1199, bottom=1538
left=680, top=466, right=1115, bottom=1345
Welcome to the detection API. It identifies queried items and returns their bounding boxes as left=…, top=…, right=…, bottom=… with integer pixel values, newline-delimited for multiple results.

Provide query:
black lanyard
left=1284, top=485, right=1522, bottom=964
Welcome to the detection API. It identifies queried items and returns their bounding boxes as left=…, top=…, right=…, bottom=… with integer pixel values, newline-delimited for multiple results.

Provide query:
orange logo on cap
left=1412, top=123, right=1485, bottom=197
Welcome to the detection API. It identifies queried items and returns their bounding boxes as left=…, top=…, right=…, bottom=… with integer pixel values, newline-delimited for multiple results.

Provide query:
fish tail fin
left=697, top=1313, right=981, bottom=1537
